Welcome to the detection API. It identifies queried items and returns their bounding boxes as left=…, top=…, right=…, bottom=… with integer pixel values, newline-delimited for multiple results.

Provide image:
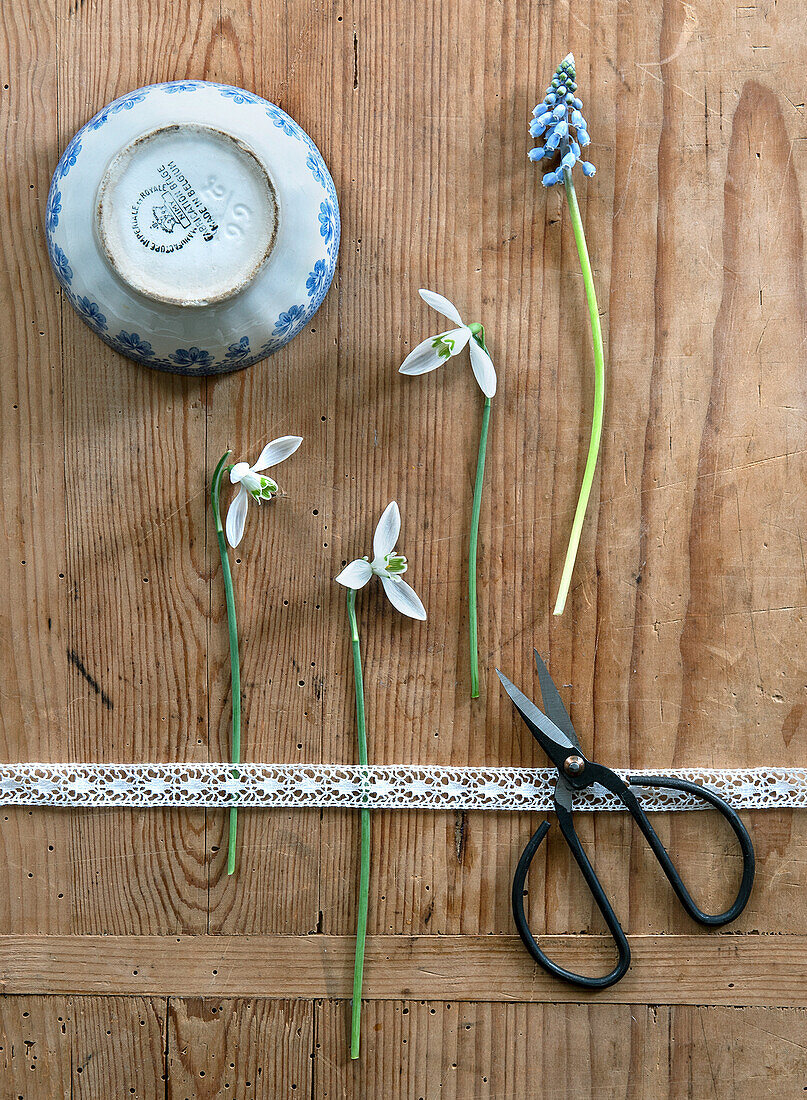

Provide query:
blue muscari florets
left=529, top=54, right=595, bottom=187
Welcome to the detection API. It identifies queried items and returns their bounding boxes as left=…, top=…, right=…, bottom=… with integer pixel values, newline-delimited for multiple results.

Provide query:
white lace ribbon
left=0, top=763, right=800, bottom=811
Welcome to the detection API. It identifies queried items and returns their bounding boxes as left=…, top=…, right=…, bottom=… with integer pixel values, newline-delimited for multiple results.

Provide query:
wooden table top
left=1, top=0, right=805, bottom=1095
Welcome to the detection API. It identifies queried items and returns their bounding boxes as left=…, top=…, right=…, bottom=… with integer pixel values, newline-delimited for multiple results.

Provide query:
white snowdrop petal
left=225, top=485, right=250, bottom=548
left=418, top=289, right=464, bottom=327
left=335, top=559, right=373, bottom=588
left=230, top=461, right=250, bottom=484
left=373, top=501, right=401, bottom=561
left=468, top=337, right=497, bottom=397
left=399, top=335, right=446, bottom=375
left=381, top=575, right=427, bottom=620
left=449, top=326, right=472, bottom=354
left=252, top=435, right=303, bottom=472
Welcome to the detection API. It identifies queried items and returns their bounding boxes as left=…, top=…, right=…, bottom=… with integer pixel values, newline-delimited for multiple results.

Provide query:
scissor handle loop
left=511, top=811, right=631, bottom=990
left=625, top=774, right=755, bottom=926
left=512, top=775, right=755, bottom=990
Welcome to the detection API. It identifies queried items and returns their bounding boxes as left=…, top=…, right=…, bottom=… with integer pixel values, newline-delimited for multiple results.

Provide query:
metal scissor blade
left=533, top=652, right=583, bottom=754
left=496, top=669, right=579, bottom=771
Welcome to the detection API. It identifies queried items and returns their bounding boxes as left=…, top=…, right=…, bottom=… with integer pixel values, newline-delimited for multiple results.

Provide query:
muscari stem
left=468, top=326, right=491, bottom=699
left=211, top=451, right=242, bottom=876
left=346, top=588, right=370, bottom=1059
left=553, top=167, right=605, bottom=617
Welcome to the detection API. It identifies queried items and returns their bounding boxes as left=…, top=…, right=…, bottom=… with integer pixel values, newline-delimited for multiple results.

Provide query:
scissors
left=497, top=653, right=755, bottom=990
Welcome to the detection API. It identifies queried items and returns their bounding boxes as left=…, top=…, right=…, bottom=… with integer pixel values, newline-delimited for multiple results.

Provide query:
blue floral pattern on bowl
left=306, top=259, right=328, bottom=298
left=224, top=336, right=251, bottom=361
left=220, top=88, right=262, bottom=106
left=51, top=243, right=73, bottom=285
left=306, top=153, right=327, bottom=187
left=46, top=188, right=61, bottom=232
left=45, top=80, right=340, bottom=376
left=164, top=81, right=205, bottom=94
left=266, top=105, right=300, bottom=137
left=273, top=305, right=307, bottom=336
left=73, top=295, right=108, bottom=333
left=169, top=346, right=214, bottom=369
left=59, top=135, right=82, bottom=179
left=318, top=201, right=336, bottom=246
left=115, top=331, right=155, bottom=360
left=87, top=89, right=149, bottom=132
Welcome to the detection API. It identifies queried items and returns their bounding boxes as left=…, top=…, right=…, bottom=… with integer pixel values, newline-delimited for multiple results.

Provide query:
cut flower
left=226, top=436, right=303, bottom=548
left=529, top=53, right=596, bottom=186
left=529, top=53, right=604, bottom=616
left=335, top=501, right=426, bottom=620
left=400, top=289, right=496, bottom=398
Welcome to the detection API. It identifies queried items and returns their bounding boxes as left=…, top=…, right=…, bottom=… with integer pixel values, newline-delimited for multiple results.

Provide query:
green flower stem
left=211, top=451, right=242, bottom=876
left=468, top=342, right=492, bottom=698
left=346, top=588, right=370, bottom=1060
left=553, top=167, right=605, bottom=617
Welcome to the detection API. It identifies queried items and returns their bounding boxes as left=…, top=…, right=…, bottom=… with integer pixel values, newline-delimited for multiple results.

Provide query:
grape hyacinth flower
left=400, top=289, right=495, bottom=697
left=529, top=52, right=596, bottom=186
left=530, top=54, right=604, bottom=616
left=210, top=437, right=302, bottom=874
left=335, top=502, right=426, bottom=1058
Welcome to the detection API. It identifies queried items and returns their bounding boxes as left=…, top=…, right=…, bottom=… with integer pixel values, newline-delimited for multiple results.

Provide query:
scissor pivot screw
left=563, top=755, right=586, bottom=777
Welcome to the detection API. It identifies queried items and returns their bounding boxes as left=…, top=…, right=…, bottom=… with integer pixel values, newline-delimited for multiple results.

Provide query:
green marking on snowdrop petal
left=252, top=475, right=279, bottom=501
left=384, top=553, right=408, bottom=575
left=432, top=334, right=455, bottom=359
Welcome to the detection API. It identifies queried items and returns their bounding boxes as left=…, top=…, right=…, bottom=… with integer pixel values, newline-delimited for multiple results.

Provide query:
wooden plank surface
left=0, top=933, right=805, bottom=1007
left=3, top=999, right=806, bottom=1100
left=315, top=1002, right=807, bottom=1100
left=1, top=0, right=806, bottom=1094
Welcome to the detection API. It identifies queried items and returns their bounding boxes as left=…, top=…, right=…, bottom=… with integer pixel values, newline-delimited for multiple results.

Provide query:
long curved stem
left=468, top=327, right=492, bottom=698
left=346, top=588, right=369, bottom=1059
left=211, top=452, right=242, bottom=875
left=553, top=167, right=605, bottom=616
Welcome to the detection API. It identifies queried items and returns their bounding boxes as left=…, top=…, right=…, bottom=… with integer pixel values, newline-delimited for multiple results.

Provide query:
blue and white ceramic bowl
left=46, top=81, right=339, bottom=375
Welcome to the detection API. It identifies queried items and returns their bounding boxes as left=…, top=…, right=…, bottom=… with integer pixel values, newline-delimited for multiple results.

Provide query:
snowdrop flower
left=335, top=501, right=426, bottom=619
left=226, top=436, right=303, bottom=547
left=337, top=499, right=424, bottom=1057
left=529, top=53, right=595, bottom=186
left=400, top=289, right=496, bottom=398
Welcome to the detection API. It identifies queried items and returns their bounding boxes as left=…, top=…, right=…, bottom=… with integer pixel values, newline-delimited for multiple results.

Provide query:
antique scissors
left=497, top=653, right=755, bottom=990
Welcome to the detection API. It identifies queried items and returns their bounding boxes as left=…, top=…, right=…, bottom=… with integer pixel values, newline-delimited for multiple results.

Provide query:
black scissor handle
left=512, top=776, right=755, bottom=990
left=624, top=775, right=755, bottom=926
left=511, top=807, right=631, bottom=990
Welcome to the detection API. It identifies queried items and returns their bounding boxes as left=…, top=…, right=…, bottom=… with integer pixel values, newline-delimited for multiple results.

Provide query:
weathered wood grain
left=166, top=998, right=312, bottom=1098
left=0, top=0, right=76, bottom=938
left=0, top=995, right=166, bottom=1099
left=0, top=996, right=72, bottom=1098
left=0, top=933, right=802, bottom=1006
left=2, top=997, right=805, bottom=1098
left=316, top=1001, right=807, bottom=1099
left=71, top=995, right=166, bottom=1099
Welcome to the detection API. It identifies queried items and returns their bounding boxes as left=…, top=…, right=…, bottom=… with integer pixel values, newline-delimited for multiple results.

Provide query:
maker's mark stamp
left=131, top=160, right=218, bottom=253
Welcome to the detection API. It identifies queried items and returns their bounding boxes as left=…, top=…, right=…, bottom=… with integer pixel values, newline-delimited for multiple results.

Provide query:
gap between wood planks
left=0, top=934, right=799, bottom=1005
